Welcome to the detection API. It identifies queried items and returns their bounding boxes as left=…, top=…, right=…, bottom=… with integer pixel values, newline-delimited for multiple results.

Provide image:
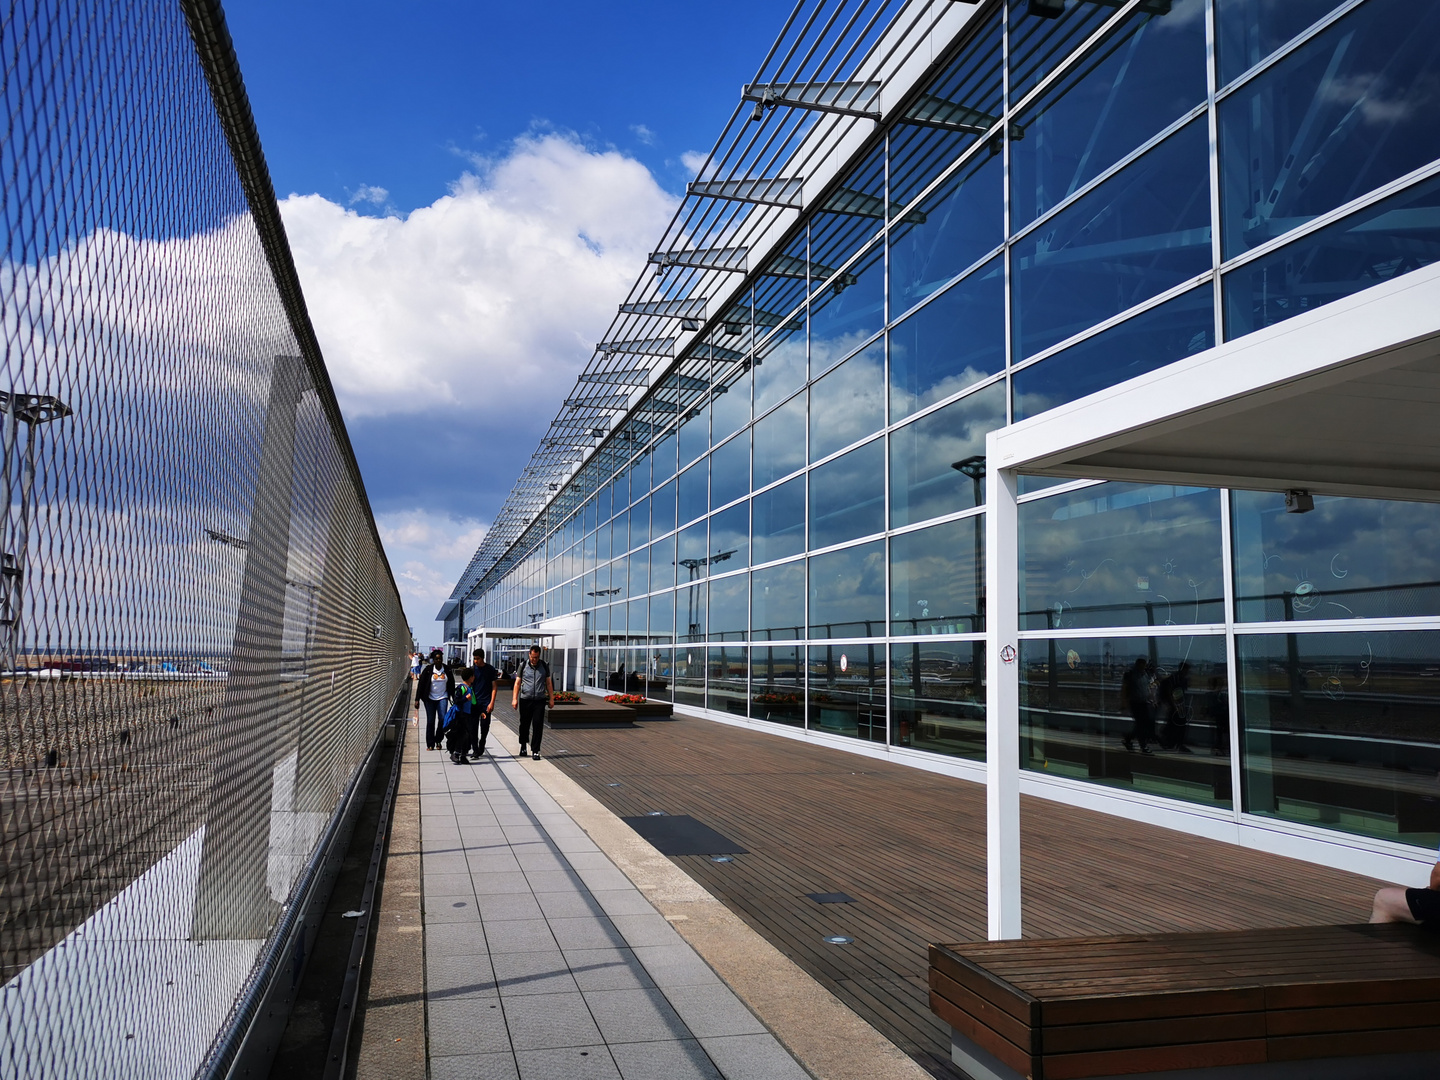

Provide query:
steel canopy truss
left=442, top=0, right=980, bottom=615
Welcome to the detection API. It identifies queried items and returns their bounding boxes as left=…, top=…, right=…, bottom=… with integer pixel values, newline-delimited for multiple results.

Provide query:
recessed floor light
left=646, top=811, right=666, bottom=817
left=710, top=856, right=733, bottom=863
left=823, top=935, right=853, bottom=945
left=606, top=782, right=621, bottom=787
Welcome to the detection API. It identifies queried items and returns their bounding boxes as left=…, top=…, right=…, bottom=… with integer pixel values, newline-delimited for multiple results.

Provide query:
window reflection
left=1008, top=0, right=1116, bottom=101
left=652, top=429, right=677, bottom=485
left=629, top=541, right=649, bottom=598
left=678, top=583, right=706, bottom=644
left=708, top=575, right=748, bottom=642
left=751, top=645, right=803, bottom=726
left=891, top=518, right=984, bottom=635
left=810, top=345, right=884, bottom=462
left=1022, top=635, right=1232, bottom=808
left=891, top=641, right=984, bottom=760
left=646, top=646, right=672, bottom=700
left=752, top=475, right=805, bottom=565
left=1223, top=173, right=1440, bottom=339
left=1011, top=5, right=1206, bottom=229
left=710, top=434, right=750, bottom=509
left=808, top=644, right=886, bottom=743
left=673, top=646, right=705, bottom=708
left=1012, top=118, right=1211, bottom=361
left=890, top=381, right=1004, bottom=529
left=753, top=394, right=806, bottom=488
left=809, top=541, right=885, bottom=639
left=651, top=479, right=676, bottom=538
left=810, top=144, right=886, bottom=284
left=889, top=257, right=1004, bottom=423
left=809, top=440, right=885, bottom=550
left=809, top=244, right=884, bottom=376
left=889, top=152, right=1001, bottom=312
left=1239, top=631, right=1440, bottom=847
left=676, top=519, right=709, bottom=581
left=678, top=459, right=707, bottom=527
left=710, top=501, right=749, bottom=572
left=711, top=359, right=752, bottom=445
left=1020, top=481, right=1225, bottom=629
left=627, top=597, right=647, bottom=643
left=1013, top=285, right=1214, bottom=420
left=648, top=588, right=674, bottom=643
left=1215, top=0, right=1345, bottom=86
left=630, top=495, right=650, bottom=549
left=1232, top=491, right=1440, bottom=623
left=751, top=560, right=804, bottom=641
left=754, top=318, right=808, bottom=415
left=707, top=645, right=748, bottom=714
left=1218, top=0, right=1440, bottom=258
left=679, top=397, right=710, bottom=469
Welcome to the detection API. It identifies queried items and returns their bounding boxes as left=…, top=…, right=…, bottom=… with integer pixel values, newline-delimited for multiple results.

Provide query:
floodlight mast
left=0, top=392, right=72, bottom=672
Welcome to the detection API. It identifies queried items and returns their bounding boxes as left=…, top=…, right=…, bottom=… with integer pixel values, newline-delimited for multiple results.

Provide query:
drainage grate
left=807, top=892, right=857, bottom=904
left=622, top=814, right=748, bottom=856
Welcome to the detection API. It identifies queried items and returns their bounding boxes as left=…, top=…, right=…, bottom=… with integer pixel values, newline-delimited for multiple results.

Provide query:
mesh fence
left=0, top=1, right=409, bottom=1075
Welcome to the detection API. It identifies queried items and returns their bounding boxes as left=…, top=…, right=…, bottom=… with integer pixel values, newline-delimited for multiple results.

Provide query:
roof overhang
left=994, top=264, right=1440, bottom=503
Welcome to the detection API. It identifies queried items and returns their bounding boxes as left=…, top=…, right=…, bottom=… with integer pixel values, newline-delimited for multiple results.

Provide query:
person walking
left=415, top=649, right=454, bottom=751
left=447, top=667, right=477, bottom=764
left=469, top=648, right=501, bottom=758
left=1120, top=657, right=1154, bottom=754
left=511, top=645, right=554, bottom=760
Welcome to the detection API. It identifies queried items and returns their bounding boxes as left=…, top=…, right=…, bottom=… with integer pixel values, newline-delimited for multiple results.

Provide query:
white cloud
left=630, top=123, right=656, bottom=145
left=375, top=508, right=488, bottom=646
left=280, top=133, right=678, bottom=424
left=681, top=150, right=709, bottom=178
left=347, top=184, right=390, bottom=208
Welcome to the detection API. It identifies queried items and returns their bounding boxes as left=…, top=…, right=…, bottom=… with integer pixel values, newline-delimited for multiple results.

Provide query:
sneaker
left=531, top=752, right=541, bottom=760
left=518, top=745, right=527, bottom=757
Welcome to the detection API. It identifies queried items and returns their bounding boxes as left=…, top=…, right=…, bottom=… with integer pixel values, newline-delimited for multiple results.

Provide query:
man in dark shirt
left=511, top=645, right=554, bottom=760
left=468, top=648, right=501, bottom=759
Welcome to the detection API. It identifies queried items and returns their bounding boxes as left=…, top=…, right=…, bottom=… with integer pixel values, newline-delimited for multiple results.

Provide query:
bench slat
left=930, top=991, right=1036, bottom=1077
left=1042, top=1039, right=1267, bottom=1080
left=930, top=968, right=1038, bottom=1052
left=1042, top=1011, right=1266, bottom=1053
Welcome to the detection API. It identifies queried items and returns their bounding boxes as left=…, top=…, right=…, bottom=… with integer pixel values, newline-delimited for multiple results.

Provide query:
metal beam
left=648, top=247, right=748, bottom=274
left=618, top=297, right=707, bottom=319
left=759, top=252, right=857, bottom=288
left=563, top=393, right=630, bottom=410
left=821, top=186, right=926, bottom=225
left=743, top=81, right=883, bottom=119
left=686, top=176, right=804, bottom=208
left=577, top=367, right=649, bottom=385
left=903, top=93, right=999, bottom=135
left=596, top=337, right=676, bottom=359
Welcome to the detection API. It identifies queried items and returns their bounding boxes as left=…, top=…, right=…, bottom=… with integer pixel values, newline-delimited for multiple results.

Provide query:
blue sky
left=224, top=0, right=783, bottom=643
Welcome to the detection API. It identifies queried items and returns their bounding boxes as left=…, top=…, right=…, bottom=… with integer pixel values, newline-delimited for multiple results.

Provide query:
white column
left=985, top=432, right=1021, bottom=940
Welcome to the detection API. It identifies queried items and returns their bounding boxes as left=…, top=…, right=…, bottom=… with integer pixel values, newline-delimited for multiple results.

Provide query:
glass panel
left=629, top=541, right=649, bottom=598
left=710, top=501, right=749, bottom=572
left=1222, top=172, right=1440, bottom=339
left=645, top=646, right=672, bottom=700
left=595, top=522, right=610, bottom=563
left=1009, top=0, right=1119, bottom=101
left=711, top=359, right=752, bottom=445
left=707, top=645, right=748, bottom=714
left=810, top=145, right=886, bottom=284
left=890, top=518, right=984, bottom=635
left=752, top=475, right=806, bottom=565
left=890, top=381, right=1005, bottom=528
left=1012, top=118, right=1212, bottom=361
left=807, top=644, right=887, bottom=743
left=648, top=589, right=675, bottom=643
left=677, top=519, right=709, bottom=581
left=652, top=478, right=676, bottom=537
left=708, top=575, right=749, bottom=641
left=652, top=429, right=677, bottom=485
left=1020, top=481, right=1225, bottom=630
left=673, top=646, right=705, bottom=708
left=650, top=535, right=676, bottom=592
left=1013, top=285, right=1215, bottom=420
left=678, top=458, right=707, bottom=527
left=596, top=482, right=611, bottom=525
left=889, top=152, right=1002, bottom=312
left=753, top=394, right=807, bottom=488
left=627, top=597, right=648, bottom=643
left=754, top=317, right=808, bottom=415
left=751, top=559, right=805, bottom=641
left=888, top=257, right=1005, bottom=423
left=710, top=434, right=749, bottom=510
left=611, top=469, right=629, bottom=514
left=1022, top=635, right=1233, bottom=808
left=612, top=508, right=629, bottom=555
left=891, top=641, right=985, bottom=760
left=610, top=554, right=628, bottom=601
left=631, top=449, right=651, bottom=501
left=809, top=440, right=885, bottom=550
left=1239, top=630, right=1440, bottom=847
left=630, top=495, right=650, bottom=549
left=809, top=540, right=885, bottom=639
left=674, top=581, right=706, bottom=646
left=1215, top=0, right=1346, bottom=87
left=750, top=645, right=803, bottom=726
left=679, top=397, right=710, bottom=468
left=1218, top=0, right=1440, bottom=259
left=1232, top=491, right=1440, bottom=623
left=888, top=10, right=1003, bottom=210
left=809, top=344, right=885, bottom=462
left=752, top=230, right=810, bottom=339
left=608, top=602, right=626, bottom=644
left=1011, top=6, right=1206, bottom=230
left=809, top=244, right=884, bottom=377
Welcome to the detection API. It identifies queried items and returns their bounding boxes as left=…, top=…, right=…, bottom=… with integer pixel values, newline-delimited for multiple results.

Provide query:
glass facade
left=455, top=0, right=1440, bottom=857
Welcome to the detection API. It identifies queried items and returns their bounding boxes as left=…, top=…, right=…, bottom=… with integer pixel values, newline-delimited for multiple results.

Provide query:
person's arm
left=546, top=674, right=555, bottom=709
left=414, top=669, right=425, bottom=709
left=1430, top=860, right=1440, bottom=890
left=511, top=672, right=520, bottom=709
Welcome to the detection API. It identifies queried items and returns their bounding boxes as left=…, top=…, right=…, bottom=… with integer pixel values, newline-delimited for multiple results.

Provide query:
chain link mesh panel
left=0, top=1, right=409, bottom=1075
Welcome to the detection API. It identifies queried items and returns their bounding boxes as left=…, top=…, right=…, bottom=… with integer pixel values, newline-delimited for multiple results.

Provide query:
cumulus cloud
left=280, top=133, right=679, bottom=424
left=630, top=123, right=657, bottom=145
left=681, top=150, right=709, bottom=178
left=348, top=184, right=391, bottom=208
left=375, top=508, right=488, bottom=645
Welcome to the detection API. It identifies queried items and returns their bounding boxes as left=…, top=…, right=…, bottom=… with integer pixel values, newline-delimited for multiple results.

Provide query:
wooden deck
left=493, top=704, right=1386, bottom=1079
left=931, top=924, right=1440, bottom=1078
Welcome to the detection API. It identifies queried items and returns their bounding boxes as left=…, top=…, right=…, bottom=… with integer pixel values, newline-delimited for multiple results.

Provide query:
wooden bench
left=929, top=924, right=1440, bottom=1079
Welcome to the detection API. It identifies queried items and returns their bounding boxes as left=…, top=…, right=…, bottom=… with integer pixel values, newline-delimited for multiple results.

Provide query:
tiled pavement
left=418, top=743, right=812, bottom=1080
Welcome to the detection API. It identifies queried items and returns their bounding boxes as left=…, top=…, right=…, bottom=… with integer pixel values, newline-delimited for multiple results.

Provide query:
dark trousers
left=518, top=699, right=546, bottom=752
left=470, top=709, right=492, bottom=755
left=446, top=709, right=472, bottom=757
left=421, top=697, right=444, bottom=748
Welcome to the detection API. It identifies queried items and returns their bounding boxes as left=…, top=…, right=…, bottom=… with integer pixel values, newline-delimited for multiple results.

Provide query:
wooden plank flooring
left=491, top=704, right=1385, bottom=1079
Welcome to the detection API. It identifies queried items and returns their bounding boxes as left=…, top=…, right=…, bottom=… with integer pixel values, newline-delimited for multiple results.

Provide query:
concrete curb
left=493, top=723, right=930, bottom=1080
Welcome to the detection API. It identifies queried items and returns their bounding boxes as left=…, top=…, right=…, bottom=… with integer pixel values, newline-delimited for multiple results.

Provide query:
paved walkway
left=417, top=739, right=811, bottom=1080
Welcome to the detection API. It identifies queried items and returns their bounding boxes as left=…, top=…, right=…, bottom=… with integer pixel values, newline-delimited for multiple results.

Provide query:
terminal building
left=440, top=0, right=1440, bottom=920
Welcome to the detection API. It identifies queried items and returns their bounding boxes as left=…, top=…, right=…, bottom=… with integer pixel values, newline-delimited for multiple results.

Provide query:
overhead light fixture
left=1284, top=490, right=1314, bottom=514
